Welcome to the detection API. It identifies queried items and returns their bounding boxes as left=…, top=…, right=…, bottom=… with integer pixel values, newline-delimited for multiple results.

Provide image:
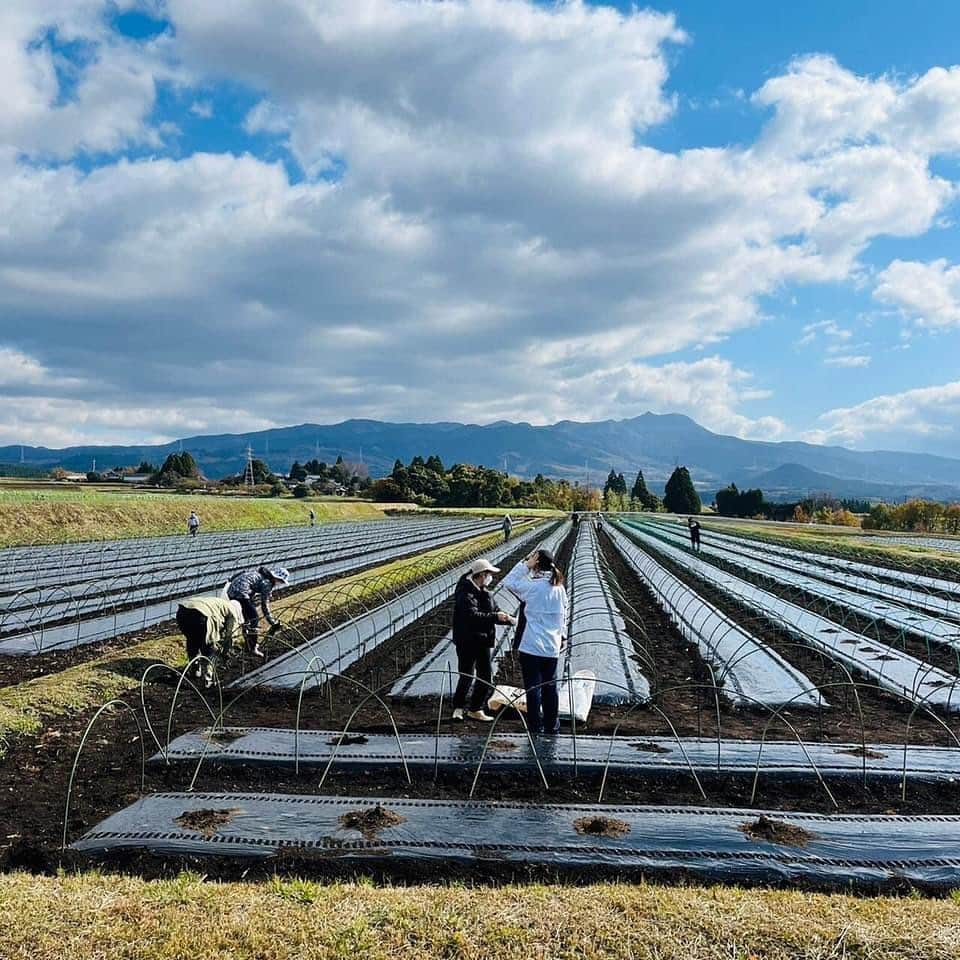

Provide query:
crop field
left=0, top=487, right=404, bottom=548
left=7, top=507, right=960, bottom=953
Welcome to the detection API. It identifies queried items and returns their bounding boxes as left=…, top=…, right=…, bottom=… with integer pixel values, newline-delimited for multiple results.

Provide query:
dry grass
left=424, top=506, right=565, bottom=518
left=699, top=518, right=960, bottom=570
left=0, top=490, right=399, bottom=547
left=0, top=524, right=525, bottom=743
left=0, top=872, right=958, bottom=959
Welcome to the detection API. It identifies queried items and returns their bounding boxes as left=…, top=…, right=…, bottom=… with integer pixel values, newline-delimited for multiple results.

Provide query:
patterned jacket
left=226, top=569, right=278, bottom=626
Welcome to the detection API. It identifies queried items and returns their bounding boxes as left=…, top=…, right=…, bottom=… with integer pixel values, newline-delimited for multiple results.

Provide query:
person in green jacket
left=175, top=595, right=245, bottom=687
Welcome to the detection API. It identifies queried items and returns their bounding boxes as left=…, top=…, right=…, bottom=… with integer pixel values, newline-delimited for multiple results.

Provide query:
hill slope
left=4, top=413, right=960, bottom=500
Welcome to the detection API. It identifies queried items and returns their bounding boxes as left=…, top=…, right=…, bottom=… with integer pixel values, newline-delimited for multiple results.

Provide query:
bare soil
left=4, top=522, right=960, bottom=884
left=175, top=808, right=240, bottom=837
left=338, top=804, right=406, bottom=839
left=573, top=815, right=631, bottom=838
left=741, top=815, right=815, bottom=848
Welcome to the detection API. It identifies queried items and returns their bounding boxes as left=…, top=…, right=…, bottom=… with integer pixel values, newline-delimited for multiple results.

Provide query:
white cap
left=469, top=558, right=500, bottom=576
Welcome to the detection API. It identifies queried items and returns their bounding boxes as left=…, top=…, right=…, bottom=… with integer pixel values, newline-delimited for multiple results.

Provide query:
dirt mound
left=174, top=808, right=240, bottom=837
left=631, top=741, right=671, bottom=754
left=338, top=804, right=405, bottom=839
left=740, top=815, right=815, bottom=848
left=573, top=815, right=631, bottom=839
left=202, top=730, right=245, bottom=745
left=835, top=746, right=887, bottom=760
left=327, top=734, right=369, bottom=746
left=485, top=739, right=518, bottom=751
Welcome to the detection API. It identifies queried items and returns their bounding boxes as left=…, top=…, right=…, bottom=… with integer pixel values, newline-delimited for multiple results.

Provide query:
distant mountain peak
left=4, top=415, right=960, bottom=501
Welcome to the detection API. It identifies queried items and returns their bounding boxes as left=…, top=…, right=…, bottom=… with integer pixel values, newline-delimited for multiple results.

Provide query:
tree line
left=601, top=466, right=703, bottom=515
left=370, top=456, right=601, bottom=511
left=863, top=499, right=960, bottom=533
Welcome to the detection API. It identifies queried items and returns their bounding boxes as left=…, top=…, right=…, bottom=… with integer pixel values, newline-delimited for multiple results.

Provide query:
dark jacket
left=452, top=574, right=500, bottom=649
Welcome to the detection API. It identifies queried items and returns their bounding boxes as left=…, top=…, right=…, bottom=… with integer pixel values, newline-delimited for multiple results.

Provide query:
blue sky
left=2, top=0, right=960, bottom=458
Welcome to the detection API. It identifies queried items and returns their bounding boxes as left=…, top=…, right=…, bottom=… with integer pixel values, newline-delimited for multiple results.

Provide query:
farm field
left=0, top=486, right=413, bottom=548
left=6, top=507, right=960, bottom=954
left=696, top=514, right=960, bottom=571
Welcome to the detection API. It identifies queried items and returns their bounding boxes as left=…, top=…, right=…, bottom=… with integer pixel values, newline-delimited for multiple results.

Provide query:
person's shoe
left=452, top=708, right=465, bottom=721
left=467, top=710, right=494, bottom=722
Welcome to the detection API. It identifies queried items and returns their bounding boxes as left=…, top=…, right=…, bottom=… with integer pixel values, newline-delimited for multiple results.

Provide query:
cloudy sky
left=2, top=0, right=960, bottom=458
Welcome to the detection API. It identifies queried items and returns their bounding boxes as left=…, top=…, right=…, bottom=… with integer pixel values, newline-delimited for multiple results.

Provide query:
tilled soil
left=6, top=521, right=960, bottom=882
left=0, top=540, right=486, bottom=691
left=610, top=529, right=960, bottom=745
left=695, top=546, right=960, bottom=676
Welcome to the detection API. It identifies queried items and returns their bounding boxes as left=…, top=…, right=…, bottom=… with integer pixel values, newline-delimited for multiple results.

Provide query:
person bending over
left=502, top=549, right=568, bottom=735
left=451, top=559, right=516, bottom=721
left=175, top=595, right=245, bottom=687
left=226, top=565, right=290, bottom=656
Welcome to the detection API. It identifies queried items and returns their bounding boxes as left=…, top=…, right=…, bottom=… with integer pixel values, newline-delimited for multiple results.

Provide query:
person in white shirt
left=502, top=548, right=569, bottom=735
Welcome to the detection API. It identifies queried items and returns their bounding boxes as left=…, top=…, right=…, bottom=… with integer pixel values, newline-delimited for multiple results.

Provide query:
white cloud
left=0, top=1, right=176, bottom=160
left=823, top=354, right=871, bottom=368
left=796, top=320, right=852, bottom=346
left=874, top=258, right=960, bottom=328
left=0, top=394, right=275, bottom=448
left=804, top=381, right=960, bottom=447
left=795, top=319, right=871, bottom=367
left=189, top=99, right=213, bottom=119
left=0, top=3, right=959, bottom=451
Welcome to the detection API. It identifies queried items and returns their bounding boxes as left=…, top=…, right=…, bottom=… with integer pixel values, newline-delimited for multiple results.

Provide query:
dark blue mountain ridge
left=3, top=413, right=960, bottom=500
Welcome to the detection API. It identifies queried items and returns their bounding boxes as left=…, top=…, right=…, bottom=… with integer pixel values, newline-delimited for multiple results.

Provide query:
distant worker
left=687, top=517, right=702, bottom=553
left=503, top=549, right=568, bottom=736
left=502, top=514, right=513, bottom=543
left=595, top=513, right=603, bottom=532
left=187, top=512, right=200, bottom=537
left=309, top=508, right=316, bottom=527
left=572, top=512, right=580, bottom=528
left=226, top=565, right=290, bottom=656
left=451, top=559, right=516, bottom=722
left=175, top=594, right=245, bottom=688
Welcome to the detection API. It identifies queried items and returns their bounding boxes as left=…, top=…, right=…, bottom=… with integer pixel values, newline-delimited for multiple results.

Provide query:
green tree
left=630, top=469, right=657, bottom=510
left=153, top=451, right=201, bottom=487
left=289, top=461, right=308, bottom=481
left=603, top=469, right=618, bottom=499
left=664, top=466, right=701, bottom=515
left=369, top=478, right=407, bottom=502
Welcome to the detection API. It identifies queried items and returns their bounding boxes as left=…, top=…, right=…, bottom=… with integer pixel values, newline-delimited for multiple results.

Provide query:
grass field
left=0, top=873, right=956, bottom=960
left=698, top=516, right=960, bottom=569
left=0, top=489, right=403, bottom=547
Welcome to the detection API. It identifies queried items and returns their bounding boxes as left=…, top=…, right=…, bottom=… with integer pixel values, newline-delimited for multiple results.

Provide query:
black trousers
left=233, top=596, right=262, bottom=644
left=176, top=606, right=213, bottom=670
left=453, top=644, right=493, bottom=711
left=519, top=652, right=559, bottom=734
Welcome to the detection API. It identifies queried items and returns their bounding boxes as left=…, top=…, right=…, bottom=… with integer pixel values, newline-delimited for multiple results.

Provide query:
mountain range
left=4, top=414, right=960, bottom=502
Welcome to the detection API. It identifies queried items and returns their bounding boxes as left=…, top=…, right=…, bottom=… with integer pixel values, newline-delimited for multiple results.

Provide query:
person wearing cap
left=187, top=512, right=200, bottom=537
left=451, top=558, right=516, bottom=721
left=502, top=548, right=568, bottom=735
left=175, top=594, right=245, bottom=688
left=226, top=564, right=290, bottom=655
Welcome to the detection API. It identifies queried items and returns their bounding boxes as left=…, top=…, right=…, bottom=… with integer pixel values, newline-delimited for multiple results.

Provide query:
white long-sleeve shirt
left=502, top=561, right=568, bottom=658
